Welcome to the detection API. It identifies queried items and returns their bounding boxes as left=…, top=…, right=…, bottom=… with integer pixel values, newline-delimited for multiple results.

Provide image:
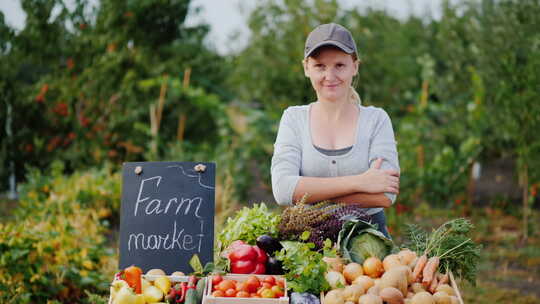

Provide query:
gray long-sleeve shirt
left=270, top=102, right=400, bottom=215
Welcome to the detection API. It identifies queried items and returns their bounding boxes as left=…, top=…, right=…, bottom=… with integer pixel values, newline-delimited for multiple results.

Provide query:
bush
left=0, top=163, right=119, bottom=303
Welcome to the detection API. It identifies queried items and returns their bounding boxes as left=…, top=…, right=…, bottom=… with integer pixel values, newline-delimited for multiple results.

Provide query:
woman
left=271, top=23, right=400, bottom=238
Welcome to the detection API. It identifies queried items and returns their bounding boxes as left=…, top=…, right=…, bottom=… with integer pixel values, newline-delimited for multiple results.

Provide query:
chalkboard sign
left=119, top=161, right=215, bottom=274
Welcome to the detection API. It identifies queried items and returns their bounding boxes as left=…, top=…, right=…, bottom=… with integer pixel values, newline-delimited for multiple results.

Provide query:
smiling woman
left=270, top=23, right=400, bottom=239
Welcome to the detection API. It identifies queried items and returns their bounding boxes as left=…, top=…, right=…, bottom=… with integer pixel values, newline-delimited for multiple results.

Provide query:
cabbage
left=337, top=219, right=395, bottom=264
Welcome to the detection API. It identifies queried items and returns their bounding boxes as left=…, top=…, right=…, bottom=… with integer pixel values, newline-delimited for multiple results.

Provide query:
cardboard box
left=203, top=274, right=288, bottom=304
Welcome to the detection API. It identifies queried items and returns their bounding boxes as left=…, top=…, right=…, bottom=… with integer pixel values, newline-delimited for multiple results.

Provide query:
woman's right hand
left=355, top=158, right=400, bottom=194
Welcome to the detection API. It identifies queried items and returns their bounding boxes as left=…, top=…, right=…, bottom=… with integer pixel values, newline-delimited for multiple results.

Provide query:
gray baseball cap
left=304, top=23, right=358, bottom=59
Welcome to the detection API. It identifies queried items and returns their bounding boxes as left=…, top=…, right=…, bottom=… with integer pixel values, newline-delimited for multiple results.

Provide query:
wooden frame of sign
left=118, top=161, right=216, bottom=274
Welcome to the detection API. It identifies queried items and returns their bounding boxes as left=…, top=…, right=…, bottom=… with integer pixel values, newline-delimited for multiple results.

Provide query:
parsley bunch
left=275, top=236, right=335, bottom=294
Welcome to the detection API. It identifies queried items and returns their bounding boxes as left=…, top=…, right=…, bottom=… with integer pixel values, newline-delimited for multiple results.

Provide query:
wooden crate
left=319, top=271, right=465, bottom=304
left=203, top=274, right=289, bottom=304
left=108, top=274, right=190, bottom=304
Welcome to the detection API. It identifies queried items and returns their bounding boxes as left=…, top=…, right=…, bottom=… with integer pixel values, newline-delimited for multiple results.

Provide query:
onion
left=411, top=292, right=435, bottom=304
left=325, top=271, right=346, bottom=289
left=323, top=256, right=345, bottom=273
left=433, top=292, right=451, bottom=304
left=343, top=263, right=364, bottom=284
left=363, top=257, right=384, bottom=278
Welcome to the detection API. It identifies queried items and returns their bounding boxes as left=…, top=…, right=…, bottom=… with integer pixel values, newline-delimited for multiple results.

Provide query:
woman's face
left=304, top=47, right=359, bottom=103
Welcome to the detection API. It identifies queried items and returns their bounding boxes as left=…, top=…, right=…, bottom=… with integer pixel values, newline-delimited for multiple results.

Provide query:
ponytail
left=349, top=86, right=362, bottom=105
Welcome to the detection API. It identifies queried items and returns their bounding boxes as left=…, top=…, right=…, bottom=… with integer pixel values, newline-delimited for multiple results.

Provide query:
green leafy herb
left=275, top=241, right=331, bottom=294
left=405, top=218, right=482, bottom=285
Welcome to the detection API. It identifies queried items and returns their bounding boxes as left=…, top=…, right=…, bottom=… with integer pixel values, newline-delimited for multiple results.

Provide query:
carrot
left=422, top=256, right=440, bottom=287
left=429, top=274, right=439, bottom=293
left=438, top=272, right=449, bottom=286
left=412, top=254, right=428, bottom=282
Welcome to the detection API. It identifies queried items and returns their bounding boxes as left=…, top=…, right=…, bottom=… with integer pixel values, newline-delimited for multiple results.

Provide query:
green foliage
left=405, top=218, right=482, bottom=285
left=275, top=240, right=331, bottom=294
left=0, top=0, right=231, bottom=190
left=0, top=163, right=119, bottom=303
left=217, top=203, right=280, bottom=250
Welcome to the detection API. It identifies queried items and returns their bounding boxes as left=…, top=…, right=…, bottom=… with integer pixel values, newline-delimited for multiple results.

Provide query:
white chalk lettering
left=134, top=176, right=162, bottom=216
left=145, top=199, right=163, bottom=215
left=127, top=220, right=205, bottom=252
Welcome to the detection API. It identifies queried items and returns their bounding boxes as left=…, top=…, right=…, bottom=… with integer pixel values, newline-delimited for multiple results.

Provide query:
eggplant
left=266, top=256, right=284, bottom=275
left=290, top=292, right=320, bottom=304
left=256, top=235, right=283, bottom=256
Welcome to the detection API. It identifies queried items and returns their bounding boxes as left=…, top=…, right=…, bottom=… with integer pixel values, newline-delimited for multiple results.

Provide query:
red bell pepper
left=228, top=242, right=268, bottom=274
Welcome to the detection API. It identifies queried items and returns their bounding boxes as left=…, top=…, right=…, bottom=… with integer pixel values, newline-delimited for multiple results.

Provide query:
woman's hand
left=355, top=158, right=400, bottom=194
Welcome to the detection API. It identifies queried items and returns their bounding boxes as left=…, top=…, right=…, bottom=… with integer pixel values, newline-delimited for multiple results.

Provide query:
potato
left=343, top=284, right=365, bottom=302
left=435, top=284, right=455, bottom=296
left=411, top=291, right=435, bottom=304
left=379, top=287, right=405, bottom=304
left=353, top=275, right=375, bottom=291
left=343, top=263, right=363, bottom=283
left=379, top=267, right=408, bottom=295
left=411, top=282, right=425, bottom=294
left=358, top=294, right=383, bottom=304
left=367, top=285, right=380, bottom=296
left=433, top=291, right=451, bottom=304
left=394, top=265, right=414, bottom=284
left=398, top=249, right=417, bottom=265
left=383, top=254, right=403, bottom=271
left=323, top=289, right=345, bottom=304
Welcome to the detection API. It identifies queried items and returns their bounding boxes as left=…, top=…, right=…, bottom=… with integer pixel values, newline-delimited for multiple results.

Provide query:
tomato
left=276, top=278, right=285, bottom=289
left=256, top=287, right=268, bottom=296
left=231, top=260, right=256, bottom=274
left=271, top=285, right=284, bottom=297
left=245, top=275, right=260, bottom=293
left=260, top=289, right=276, bottom=298
left=262, top=282, right=272, bottom=289
left=236, top=291, right=250, bottom=298
left=263, top=276, right=276, bottom=285
left=250, top=293, right=261, bottom=298
left=224, top=288, right=237, bottom=297
left=217, top=280, right=236, bottom=292
left=212, top=275, right=223, bottom=287
left=212, top=290, right=225, bottom=297
left=235, top=282, right=250, bottom=293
